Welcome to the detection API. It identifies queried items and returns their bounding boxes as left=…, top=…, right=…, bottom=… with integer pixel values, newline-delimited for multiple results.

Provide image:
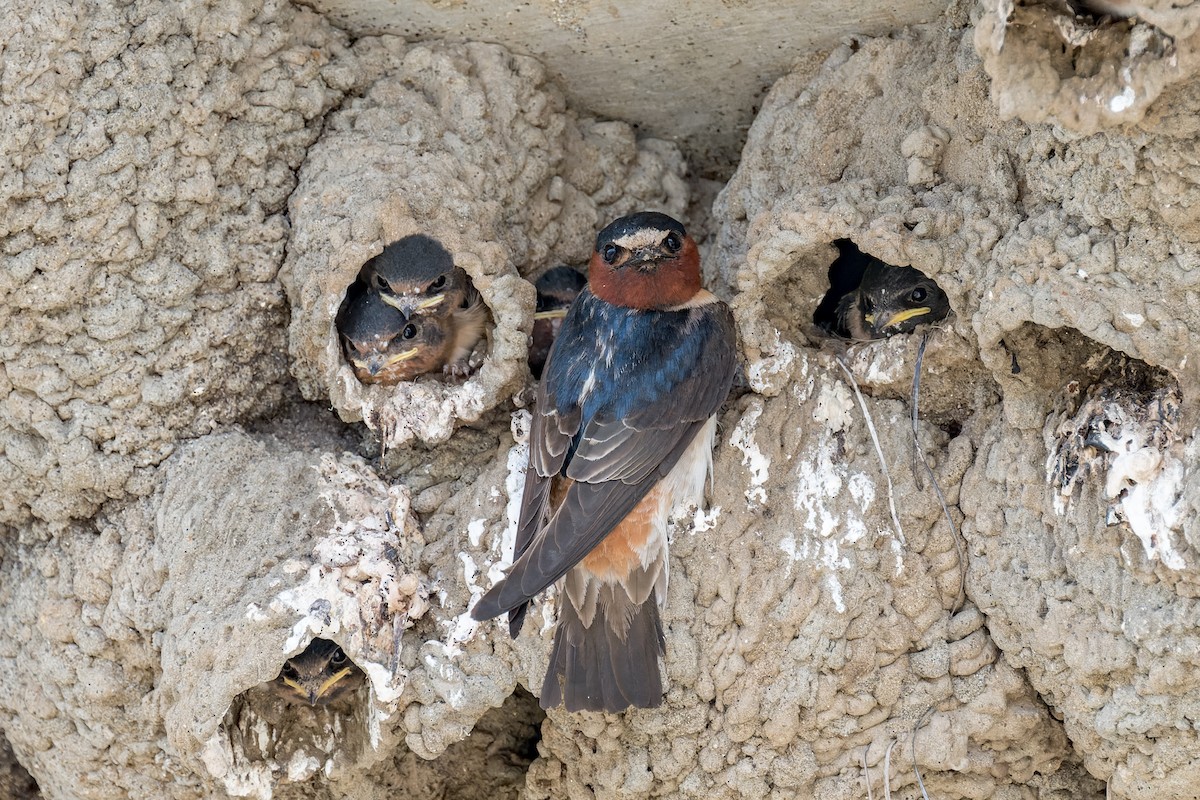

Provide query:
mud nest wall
left=2, top=1, right=1199, bottom=799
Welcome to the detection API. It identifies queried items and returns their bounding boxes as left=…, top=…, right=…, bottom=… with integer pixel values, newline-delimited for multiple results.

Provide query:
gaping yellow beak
left=381, top=292, right=445, bottom=317
left=352, top=347, right=420, bottom=376
left=416, top=293, right=446, bottom=311
left=315, top=667, right=353, bottom=701
left=533, top=309, right=569, bottom=321
left=878, top=306, right=931, bottom=330
left=384, top=347, right=420, bottom=366
left=282, top=677, right=307, bottom=699
left=281, top=668, right=354, bottom=704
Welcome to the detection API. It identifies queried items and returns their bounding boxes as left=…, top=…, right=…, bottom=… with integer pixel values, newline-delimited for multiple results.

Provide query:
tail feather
left=541, top=583, right=665, bottom=713
left=506, top=605, right=528, bottom=638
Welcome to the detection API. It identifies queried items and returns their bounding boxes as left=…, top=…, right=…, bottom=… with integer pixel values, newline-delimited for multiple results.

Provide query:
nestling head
left=361, top=234, right=468, bottom=319
left=853, top=261, right=950, bottom=338
left=337, top=286, right=453, bottom=384
left=273, top=638, right=365, bottom=706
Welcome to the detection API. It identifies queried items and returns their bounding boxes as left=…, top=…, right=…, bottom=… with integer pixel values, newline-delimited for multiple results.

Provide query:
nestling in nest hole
left=814, top=239, right=950, bottom=340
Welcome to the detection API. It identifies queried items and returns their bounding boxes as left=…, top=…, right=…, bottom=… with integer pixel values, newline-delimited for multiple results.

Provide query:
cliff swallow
left=472, top=212, right=737, bottom=713
left=272, top=638, right=365, bottom=706
left=835, top=251, right=950, bottom=340
left=530, top=266, right=587, bottom=378
left=360, top=234, right=471, bottom=320
left=336, top=281, right=486, bottom=383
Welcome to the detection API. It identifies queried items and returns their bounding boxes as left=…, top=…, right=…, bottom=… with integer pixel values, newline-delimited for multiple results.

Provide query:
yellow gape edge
left=533, top=309, right=570, bottom=321
left=416, top=293, right=446, bottom=311
left=385, top=347, right=421, bottom=366
left=881, top=306, right=931, bottom=329
left=316, top=667, right=354, bottom=700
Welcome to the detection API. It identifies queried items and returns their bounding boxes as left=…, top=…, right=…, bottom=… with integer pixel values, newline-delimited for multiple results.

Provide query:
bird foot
left=442, top=360, right=474, bottom=380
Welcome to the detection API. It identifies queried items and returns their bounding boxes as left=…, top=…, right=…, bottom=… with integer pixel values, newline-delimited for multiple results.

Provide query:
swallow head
left=587, top=212, right=701, bottom=310
left=337, top=285, right=453, bottom=384
left=855, top=261, right=950, bottom=339
left=274, top=638, right=364, bottom=706
left=361, top=234, right=469, bottom=318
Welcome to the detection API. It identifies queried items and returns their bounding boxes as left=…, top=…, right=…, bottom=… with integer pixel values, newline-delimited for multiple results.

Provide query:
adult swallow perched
left=835, top=253, right=950, bottom=341
left=472, top=211, right=737, bottom=713
left=336, top=281, right=486, bottom=383
left=271, top=638, right=365, bottom=706
left=360, top=234, right=471, bottom=321
left=529, top=266, right=587, bottom=379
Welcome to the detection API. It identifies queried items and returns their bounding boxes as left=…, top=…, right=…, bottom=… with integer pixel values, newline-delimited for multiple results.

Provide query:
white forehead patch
left=612, top=228, right=673, bottom=251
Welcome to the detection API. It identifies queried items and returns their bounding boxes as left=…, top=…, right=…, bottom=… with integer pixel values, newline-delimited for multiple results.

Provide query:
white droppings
left=848, top=472, right=876, bottom=513
left=1122, top=311, right=1145, bottom=327
left=729, top=399, right=769, bottom=505
left=826, top=572, right=846, bottom=613
left=1105, top=447, right=1161, bottom=496
left=441, top=553, right=484, bottom=652
left=484, top=410, right=532, bottom=587
left=539, top=589, right=559, bottom=636
left=780, top=533, right=801, bottom=561
left=813, top=379, right=854, bottom=433
left=467, top=518, right=486, bottom=547
left=843, top=515, right=867, bottom=544
left=201, top=737, right=275, bottom=800
left=286, top=751, right=322, bottom=782
left=781, top=429, right=870, bottom=609
left=460, top=552, right=480, bottom=589
left=1105, top=440, right=1187, bottom=570
left=1109, top=85, right=1135, bottom=113
left=1056, top=391, right=1189, bottom=571
left=793, top=437, right=844, bottom=539
left=253, top=452, right=426, bottom=758
left=746, top=333, right=803, bottom=394
left=420, top=641, right=470, bottom=708
left=443, top=610, right=480, bottom=653
left=692, top=504, right=722, bottom=532
left=360, top=662, right=404, bottom=705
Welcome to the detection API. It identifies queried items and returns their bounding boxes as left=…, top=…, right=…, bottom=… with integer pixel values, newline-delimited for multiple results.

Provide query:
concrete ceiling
left=300, top=0, right=950, bottom=177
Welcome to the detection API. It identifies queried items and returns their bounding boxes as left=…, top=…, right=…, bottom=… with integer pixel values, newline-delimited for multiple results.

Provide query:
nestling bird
left=336, top=281, right=486, bottom=383
left=471, top=211, right=737, bottom=713
left=835, top=252, right=950, bottom=340
left=360, top=234, right=472, bottom=320
left=272, top=638, right=365, bottom=706
left=529, top=266, right=587, bottom=378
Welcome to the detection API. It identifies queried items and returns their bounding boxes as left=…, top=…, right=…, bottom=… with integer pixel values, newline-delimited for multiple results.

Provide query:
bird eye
left=431, top=275, right=447, bottom=290
left=664, top=233, right=681, bottom=253
left=330, top=648, right=347, bottom=666
left=402, top=323, right=417, bottom=340
left=909, top=287, right=928, bottom=303
left=863, top=297, right=875, bottom=313
left=374, top=274, right=389, bottom=292
left=282, top=664, right=298, bottom=679
left=602, top=244, right=618, bottom=263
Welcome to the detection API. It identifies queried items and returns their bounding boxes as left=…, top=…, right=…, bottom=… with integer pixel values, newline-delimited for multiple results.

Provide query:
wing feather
left=472, top=294, right=736, bottom=626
